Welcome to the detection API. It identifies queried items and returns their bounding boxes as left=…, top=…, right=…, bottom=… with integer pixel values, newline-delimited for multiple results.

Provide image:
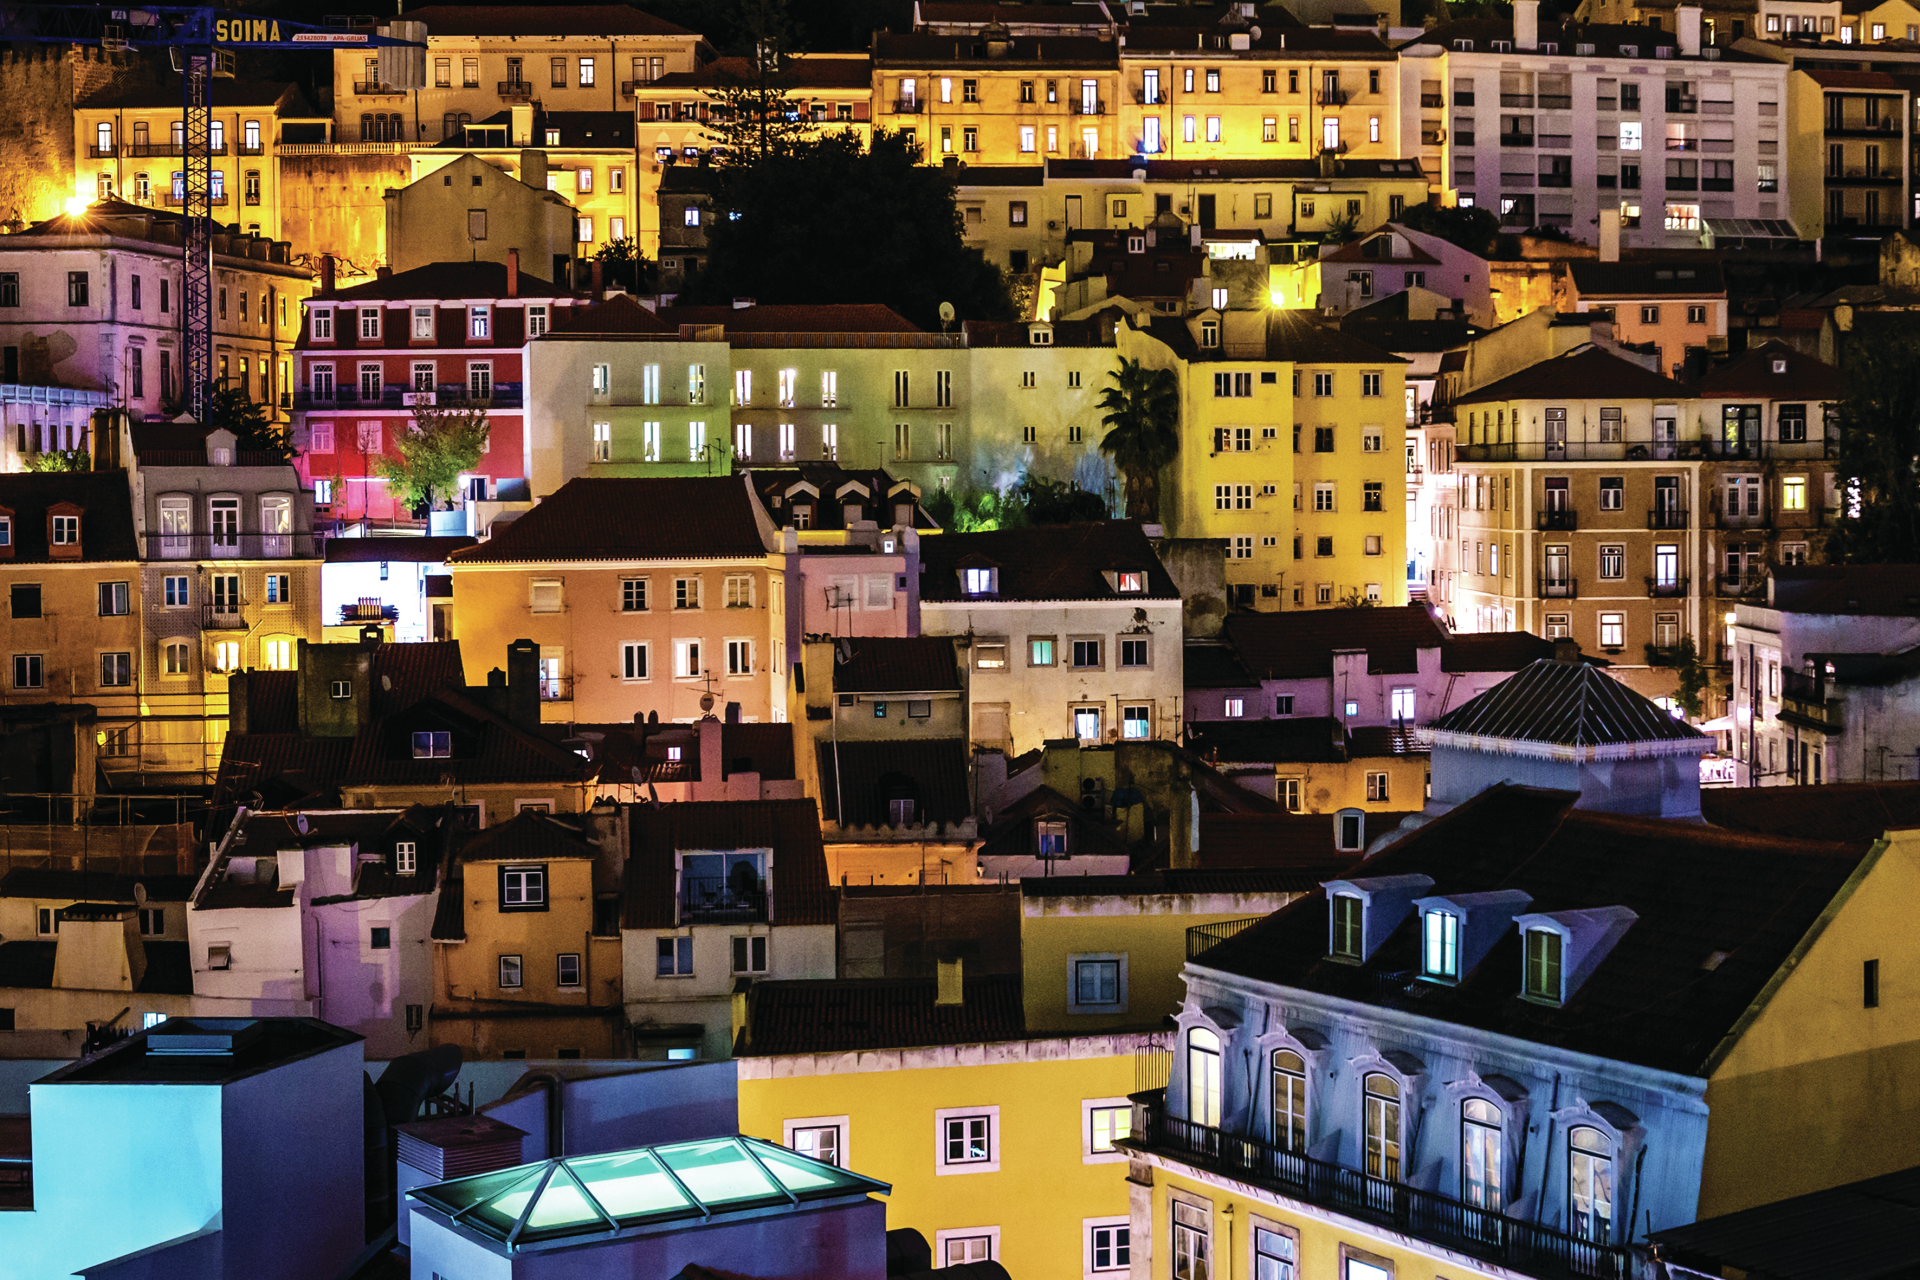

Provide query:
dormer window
left=1030, top=324, right=1054, bottom=346
left=1335, top=807, right=1364, bottom=851
left=1331, top=893, right=1363, bottom=958
left=1127, top=235, right=1145, bottom=254
left=395, top=841, right=417, bottom=874
left=1422, top=909, right=1459, bottom=980
left=1772, top=358, right=1788, bottom=373
left=963, top=566, right=997, bottom=595
left=1524, top=927, right=1563, bottom=1002
left=1201, top=319, right=1219, bottom=348
left=1037, top=819, right=1067, bottom=855
left=51, top=515, right=78, bottom=544
left=1116, top=570, right=1144, bottom=592
left=411, top=730, right=452, bottom=758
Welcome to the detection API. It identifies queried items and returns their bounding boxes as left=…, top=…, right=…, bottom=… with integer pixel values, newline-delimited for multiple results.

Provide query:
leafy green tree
left=25, top=448, right=89, bottom=472
left=1013, top=475, right=1108, bottom=524
left=593, top=237, right=654, bottom=293
left=1097, top=358, right=1181, bottom=521
left=924, top=476, right=1108, bottom=531
left=374, top=401, right=490, bottom=512
left=1827, top=322, right=1920, bottom=563
left=1337, top=588, right=1379, bottom=608
left=206, top=386, right=294, bottom=463
left=684, top=130, right=1015, bottom=329
left=1322, top=209, right=1362, bottom=244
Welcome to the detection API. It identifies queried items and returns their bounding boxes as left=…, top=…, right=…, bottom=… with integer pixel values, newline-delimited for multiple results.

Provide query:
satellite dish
left=133, top=882, right=148, bottom=908
left=631, top=765, right=644, bottom=787
left=699, top=692, right=715, bottom=713
left=938, top=301, right=955, bottom=324
left=381, top=674, right=393, bottom=691
left=295, top=814, right=309, bottom=835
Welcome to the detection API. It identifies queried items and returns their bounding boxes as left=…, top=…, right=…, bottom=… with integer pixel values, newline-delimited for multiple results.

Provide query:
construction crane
left=0, top=6, right=425, bottom=420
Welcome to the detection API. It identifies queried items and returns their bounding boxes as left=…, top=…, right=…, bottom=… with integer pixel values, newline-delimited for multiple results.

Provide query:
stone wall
left=0, top=46, right=168, bottom=228
left=278, top=150, right=411, bottom=272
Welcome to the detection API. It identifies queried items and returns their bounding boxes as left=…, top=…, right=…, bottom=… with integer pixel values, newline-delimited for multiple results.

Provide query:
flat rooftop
left=38, top=1018, right=360, bottom=1086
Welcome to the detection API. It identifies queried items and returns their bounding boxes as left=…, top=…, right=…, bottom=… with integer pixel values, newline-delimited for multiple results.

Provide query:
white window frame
left=1081, top=1096, right=1132, bottom=1164
left=934, top=1105, right=1001, bottom=1174
left=783, top=1115, right=850, bottom=1169
left=1068, top=952, right=1128, bottom=1014
left=935, top=1226, right=1000, bottom=1265
left=1085, top=1215, right=1132, bottom=1276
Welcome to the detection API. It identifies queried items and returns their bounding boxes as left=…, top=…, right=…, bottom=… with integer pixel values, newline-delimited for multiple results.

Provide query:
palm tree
left=1097, top=357, right=1181, bottom=521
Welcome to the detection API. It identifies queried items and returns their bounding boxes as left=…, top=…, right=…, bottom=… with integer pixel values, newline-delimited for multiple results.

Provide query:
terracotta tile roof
left=1697, top=341, right=1846, bottom=400
left=454, top=807, right=597, bottom=863
left=324, top=536, right=477, bottom=564
left=1765, top=565, right=1920, bottom=616
left=1802, top=68, right=1906, bottom=89
left=325, top=261, right=561, bottom=304
left=244, top=671, right=301, bottom=732
left=1022, top=867, right=1327, bottom=896
left=345, top=689, right=599, bottom=787
left=1650, top=1162, right=1920, bottom=1277
left=833, top=638, right=961, bottom=693
left=623, top=800, right=833, bottom=929
left=748, top=465, right=938, bottom=529
left=213, top=735, right=352, bottom=809
left=1455, top=346, right=1693, bottom=406
left=654, top=304, right=923, bottom=334
left=400, top=5, right=694, bottom=37
left=0, top=472, right=139, bottom=563
left=816, top=739, right=972, bottom=828
left=1187, top=717, right=1346, bottom=765
left=1346, top=726, right=1432, bottom=757
left=1184, top=641, right=1258, bottom=690
left=1224, top=604, right=1447, bottom=679
left=918, top=520, right=1179, bottom=602
left=962, top=318, right=1110, bottom=346
left=738, top=975, right=1027, bottom=1056
left=449, top=476, right=772, bottom=564
left=1445, top=631, right=1574, bottom=672
left=1433, top=660, right=1707, bottom=752
left=872, top=30, right=1119, bottom=65
left=370, top=641, right=468, bottom=715
left=1319, top=235, right=1443, bottom=267
left=1565, top=260, right=1727, bottom=298
left=1196, top=812, right=1391, bottom=875
left=1701, top=782, right=1920, bottom=847
left=542, top=292, right=678, bottom=337
left=0, top=868, right=198, bottom=903
left=978, top=784, right=1131, bottom=864
left=1195, top=784, right=1870, bottom=1075
left=647, top=55, right=873, bottom=90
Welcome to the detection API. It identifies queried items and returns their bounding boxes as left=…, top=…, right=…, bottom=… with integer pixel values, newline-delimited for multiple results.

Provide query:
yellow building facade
left=1122, top=309, right=1408, bottom=612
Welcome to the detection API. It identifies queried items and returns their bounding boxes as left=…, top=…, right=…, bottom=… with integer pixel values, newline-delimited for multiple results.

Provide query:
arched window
left=1461, top=1098, right=1502, bottom=1209
left=1569, top=1126, right=1614, bottom=1240
left=1187, top=1027, right=1221, bottom=1128
left=261, top=636, right=295, bottom=671
left=1363, top=1073, right=1400, bottom=1181
left=1272, top=1049, right=1307, bottom=1152
left=164, top=641, right=190, bottom=675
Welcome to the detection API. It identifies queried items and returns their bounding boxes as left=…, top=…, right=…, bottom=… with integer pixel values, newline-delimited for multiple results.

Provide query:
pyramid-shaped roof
left=1431, top=659, right=1708, bottom=762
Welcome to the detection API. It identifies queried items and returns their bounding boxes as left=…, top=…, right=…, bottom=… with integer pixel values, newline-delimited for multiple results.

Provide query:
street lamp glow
left=63, top=195, right=89, bottom=217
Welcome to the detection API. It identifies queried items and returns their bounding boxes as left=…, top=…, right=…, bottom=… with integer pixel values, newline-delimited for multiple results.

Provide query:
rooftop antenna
left=938, top=301, right=956, bottom=336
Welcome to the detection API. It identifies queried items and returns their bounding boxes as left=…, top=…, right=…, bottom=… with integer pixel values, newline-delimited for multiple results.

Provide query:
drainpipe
left=519, top=1071, right=566, bottom=1158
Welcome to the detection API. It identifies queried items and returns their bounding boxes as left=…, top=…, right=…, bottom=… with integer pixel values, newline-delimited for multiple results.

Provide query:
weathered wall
left=0, top=46, right=168, bottom=228
left=277, top=149, right=411, bottom=272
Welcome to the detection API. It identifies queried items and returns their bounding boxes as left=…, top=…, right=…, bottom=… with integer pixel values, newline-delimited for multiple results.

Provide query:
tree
left=1827, top=321, right=1920, bottom=563
left=1337, top=588, right=1379, bottom=608
left=700, top=0, right=815, bottom=166
left=1395, top=202, right=1502, bottom=258
left=593, top=237, right=654, bottom=294
left=1322, top=209, right=1362, bottom=244
left=1097, top=358, right=1181, bottom=521
left=683, top=129, right=1015, bottom=329
left=206, top=386, right=294, bottom=463
left=25, top=448, right=89, bottom=472
left=1673, top=636, right=1710, bottom=720
left=374, top=401, right=490, bottom=512
left=924, top=476, right=1109, bottom=532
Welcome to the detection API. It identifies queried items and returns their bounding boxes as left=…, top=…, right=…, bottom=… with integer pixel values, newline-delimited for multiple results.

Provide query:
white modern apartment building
left=1400, top=1, right=1796, bottom=246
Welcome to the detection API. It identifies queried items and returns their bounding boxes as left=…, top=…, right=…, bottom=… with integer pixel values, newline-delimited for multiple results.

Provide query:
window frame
left=783, top=1115, right=850, bottom=1169
left=1086, top=1215, right=1132, bottom=1275
left=498, top=864, right=548, bottom=912
left=498, top=953, right=523, bottom=988
left=934, top=1104, right=1001, bottom=1174
left=1068, top=952, right=1128, bottom=1014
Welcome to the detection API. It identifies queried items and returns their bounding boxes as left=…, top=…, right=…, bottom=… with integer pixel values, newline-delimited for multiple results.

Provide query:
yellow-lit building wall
left=1698, top=830, right=1920, bottom=1217
left=1787, top=71, right=1828, bottom=242
left=1275, top=753, right=1427, bottom=815
left=738, top=1039, right=1150, bottom=1277
left=872, top=67, right=1125, bottom=164
left=1117, top=55, right=1402, bottom=165
left=342, top=781, right=593, bottom=828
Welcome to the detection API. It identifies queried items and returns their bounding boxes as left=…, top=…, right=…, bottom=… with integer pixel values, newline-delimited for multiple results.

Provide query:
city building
left=0, top=201, right=311, bottom=430
left=320, top=534, right=473, bottom=643
left=382, top=150, right=581, bottom=277
left=634, top=52, right=875, bottom=166
left=1553, top=254, right=1729, bottom=379
left=1400, top=2, right=1796, bottom=246
left=294, top=255, right=580, bottom=527
left=72, top=79, right=322, bottom=242
left=6, top=1017, right=366, bottom=1279
left=430, top=805, right=625, bottom=1060
left=1128, top=776, right=1920, bottom=1280
left=1302, top=222, right=1498, bottom=324
left=621, top=798, right=836, bottom=1060
left=188, top=805, right=452, bottom=1057
left=444, top=476, right=789, bottom=725
left=917, top=520, right=1184, bottom=753
left=1790, top=66, right=1910, bottom=240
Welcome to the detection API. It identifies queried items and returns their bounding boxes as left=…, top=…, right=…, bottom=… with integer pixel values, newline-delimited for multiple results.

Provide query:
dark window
left=1866, top=958, right=1881, bottom=1008
left=67, top=272, right=88, bottom=307
left=0, top=1009, right=13, bottom=1031
left=0, top=273, right=17, bottom=307
left=10, top=584, right=41, bottom=618
left=370, top=927, right=391, bottom=949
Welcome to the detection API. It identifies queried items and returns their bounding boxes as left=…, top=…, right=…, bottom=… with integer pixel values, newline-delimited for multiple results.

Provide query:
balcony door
left=1654, top=475, right=1680, bottom=521
left=1363, top=1073, right=1401, bottom=1181
left=1187, top=1028, right=1221, bottom=1129
left=158, top=497, right=191, bottom=558
left=1544, top=544, right=1570, bottom=590
left=1569, top=1127, right=1614, bottom=1240
left=1722, top=404, right=1759, bottom=456
left=1461, top=1099, right=1503, bottom=1211
left=1544, top=407, right=1568, bottom=459
left=209, top=498, right=239, bottom=557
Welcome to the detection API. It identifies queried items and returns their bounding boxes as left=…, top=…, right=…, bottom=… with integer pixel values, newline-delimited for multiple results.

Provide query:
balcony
left=1536, top=508, right=1578, bottom=531
left=1187, top=917, right=1264, bottom=961
left=1667, top=178, right=1697, bottom=192
left=1832, top=166, right=1904, bottom=183
left=1128, top=1093, right=1632, bottom=1280
left=1779, top=669, right=1843, bottom=732
left=163, top=192, right=231, bottom=206
left=340, top=599, right=400, bottom=625
left=355, top=81, right=406, bottom=96
left=1713, top=508, right=1772, bottom=532
left=1647, top=508, right=1690, bottom=530
left=497, top=80, right=533, bottom=101
left=620, top=80, right=643, bottom=98
left=202, top=604, right=248, bottom=629
left=1421, top=93, right=1444, bottom=108
left=1454, top=91, right=1475, bottom=106
left=1596, top=96, right=1618, bottom=112
left=1498, top=133, right=1535, bottom=148
left=129, top=142, right=184, bottom=157
left=1825, top=116, right=1899, bottom=137
left=292, top=382, right=523, bottom=411
left=150, top=532, right=306, bottom=561
left=1701, top=177, right=1735, bottom=191
left=1500, top=93, right=1533, bottom=107
left=681, top=875, right=767, bottom=924
left=891, top=98, right=924, bottom=114
left=238, top=143, right=266, bottom=156
left=1645, top=576, right=1689, bottom=599
left=1716, top=573, right=1765, bottom=599
left=1666, top=94, right=1698, bottom=113
left=1538, top=575, right=1578, bottom=599
left=1458, top=440, right=1708, bottom=463
left=1538, top=93, right=1572, bottom=109
left=1072, top=99, right=1106, bottom=115
left=1538, top=170, right=1573, bottom=187
left=1317, top=88, right=1350, bottom=107
left=88, top=144, right=118, bottom=158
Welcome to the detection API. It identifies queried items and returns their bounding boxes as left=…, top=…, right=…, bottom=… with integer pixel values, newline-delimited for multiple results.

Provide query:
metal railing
left=891, top=98, right=924, bottom=114
left=1536, top=508, right=1577, bottom=531
left=144, top=533, right=311, bottom=560
left=1459, top=441, right=1707, bottom=463
left=1781, top=668, right=1843, bottom=731
left=1187, top=916, right=1265, bottom=960
left=292, top=382, right=523, bottom=411
left=1645, top=576, right=1689, bottom=599
left=1647, top=507, right=1689, bottom=530
left=497, top=80, right=533, bottom=99
left=1318, top=88, right=1350, bottom=106
left=88, top=144, right=118, bottom=158
left=680, top=876, right=768, bottom=923
left=202, top=603, right=248, bottom=629
left=1129, top=1093, right=1633, bottom=1280
left=1716, top=573, right=1765, bottom=598
left=1072, top=99, right=1106, bottom=115
left=1538, top=575, right=1578, bottom=599
left=354, top=81, right=405, bottom=96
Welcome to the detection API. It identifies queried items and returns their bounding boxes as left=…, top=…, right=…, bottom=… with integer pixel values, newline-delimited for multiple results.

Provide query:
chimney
left=590, top=259, right=604, bottom=301
left=507, top=248, right=519, bottom=299
left=1318, top=149, right=1336, bottom=178
left=935, top=957, right=964, bottom=1006
left=519, top=148, right=548, bottom=191
left=506, top=639, right=540, bottom=730
left=1676, top=4, right=1702, bottom=55
left=485, top=667, right=508, bottom=718
left=1552, top=637, right=1582, bottom=664
left=698, top=714, right=725, bottom=796
left=376, top=265, right=392, bottom=280
left=1514, top=0, right=1539, bottom=49
left=320, top=254, right=336, bottom=297
left=1599, top=207, right=1621, bottom=263
left=229, top=669, right=250, bottom=735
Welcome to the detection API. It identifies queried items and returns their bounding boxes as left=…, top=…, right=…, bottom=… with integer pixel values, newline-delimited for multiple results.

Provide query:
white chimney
left=1514, top=0, right=1539, bottom=49
left=1599, top=207, right=1621, bottom=263
left=1676, top=4, right=1702, bottom=55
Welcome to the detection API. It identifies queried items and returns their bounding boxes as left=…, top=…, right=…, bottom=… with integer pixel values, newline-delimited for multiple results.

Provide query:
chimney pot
left=507, top=248, right=520, bottom=299
left=1515, top=0, right=1539, bottom=49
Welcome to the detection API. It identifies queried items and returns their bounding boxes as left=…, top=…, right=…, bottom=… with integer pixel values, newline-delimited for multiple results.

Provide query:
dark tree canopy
left=207, top=386, right=295, bottom=463
left=924, top=475, right=1109, bottom=531
left=1394, top=202, right=1502, bottom=258
left=681, top=130, right=1016, bottom=330
left=1826, top=321, right=1920, bottom=563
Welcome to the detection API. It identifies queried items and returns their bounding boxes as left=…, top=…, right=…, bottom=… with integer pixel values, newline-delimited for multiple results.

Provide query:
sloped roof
left=623, top=800, right=832, bottom=930
left=433, top=810, right=594, bottom=942
left=833, top=637, right=960, bottom=694
left=400, top=5, right=695, bottom=37
left=0, top=471, right=138, bottom=563
left=1224, top=605, right=1447, bottom=679
left=977, top=784, right=1132, bottom=864
left=325, top=260, right=561, bottom=304
left=748, top=464, right=938, bottom=530
left=1455, top=346, right=1693, bottom=406
left=344, top=689, right=598, bottom=786
left=449, top=476, right=771, bottom=564
left=1187, top=717, right=1345, bottom=765
left=1446, top=631, right=1573, bottom=672
left=541, top=292, right=678, bottom=337
left=1194, top=784, right=1870, bottom=1075
left=1319, top=234, right=1443, bottom=267
left=1701, top=782, right=1920, bottom=847
left=815, top=739, right=972, bottom=829
left=1431, top=660, right=1708, bottom=759
left=918, top=521, right=1178, bottom=602
left=872, top=30, right=1119, bottom=65
left=325, top=536, right=476, bottom=564
left=1650, top=1163, right=1920, bottom=1280
left=654, top=304, right=923, bottom=334
left=1195, top=812, right=1391, bottom=879
left=1766, top=564, right=1920, bottom=616
left=739, top=975, right=1027, bottom=1055
left=1183, top=641, right=1258, bottom=690
left=0, top=868, right=198, bottom=903
left=1566, top=260, right=1727, bottom=298
left=79, top=78, right=302, bottom=112
left=1697, top=341, right=1846, bottom=400
left=646, top=55, right=873, bottom=90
